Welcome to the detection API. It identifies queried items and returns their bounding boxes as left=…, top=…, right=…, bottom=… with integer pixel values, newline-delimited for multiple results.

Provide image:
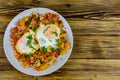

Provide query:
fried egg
left=36, top=23, right=60, bottom=48
left=15, top=30, right=38, bottom=54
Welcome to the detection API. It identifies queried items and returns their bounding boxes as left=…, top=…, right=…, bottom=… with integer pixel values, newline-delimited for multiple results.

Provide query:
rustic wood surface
left=0, top=0, right=120, bottom=80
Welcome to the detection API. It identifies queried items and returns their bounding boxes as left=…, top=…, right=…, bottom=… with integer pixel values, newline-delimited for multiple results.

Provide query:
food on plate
left=10, top=12, right=71, bottom=71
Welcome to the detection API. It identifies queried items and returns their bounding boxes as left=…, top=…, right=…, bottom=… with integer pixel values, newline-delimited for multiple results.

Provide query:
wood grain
left=1, top=58, right=120, bottom=80
left=0, top=0, right=120, bottom=80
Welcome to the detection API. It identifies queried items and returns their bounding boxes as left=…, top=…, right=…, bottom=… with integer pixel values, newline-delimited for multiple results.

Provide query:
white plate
left=3, top=8, right=73, bottom=76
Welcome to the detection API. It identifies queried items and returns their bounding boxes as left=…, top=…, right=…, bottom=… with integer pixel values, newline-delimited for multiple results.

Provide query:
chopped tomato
left=50, top=51, right=56, bottom=57
left=34, top=66, right=41, bottom=71
left=18, top=18, right=26, bottom=27
left=15, top=52, right=22, bottom=59
left=22, top=60, right=31, bottom=68
left=29, top=18, right=37, bottom=27
left=42, top=13, right=59, bottom=24
left=12, top=27, right=18, bottom=34
left=19, top=56, right=26, bottom=62
left=64, top=42, right=71, bottom=49
left=47, top=13, right=58, bottom=21
left=11, top=36, right=19, bottom=45
left=55, top=52, right=59, bottom=58
left=26, top=59, right=31, bottom=64
left=52, top=14, right=59, bottom=21
left=11, top=28, right=19, bottom=45
left=42, top=19, right=49, bottom=24
left=42, top=54, right=47, bottom=60
left=50, top=51, right=59, bottom=58
left=58, top=20, right=62, bottom=24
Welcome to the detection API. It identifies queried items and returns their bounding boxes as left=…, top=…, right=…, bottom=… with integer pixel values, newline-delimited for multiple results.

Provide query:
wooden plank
left=72, top=36, right=120, bottom=59
left=67, top=20, right=120, bottom=59
left=2, top=70, right=120, bottom=80
left=1, top=58, right=120, bottom=79
left=69, top=20, right=120, bottom=36
left=0, top=16, right=12, bottom=32
left=0, top=0, right=119, bottom=19
left=2, top=58, right=120, bottom=71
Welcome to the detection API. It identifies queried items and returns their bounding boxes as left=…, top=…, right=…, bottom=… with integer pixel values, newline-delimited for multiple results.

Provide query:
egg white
left=36, top=23, right=60, bottom=48
left=15, top=30, right=38, bottom=54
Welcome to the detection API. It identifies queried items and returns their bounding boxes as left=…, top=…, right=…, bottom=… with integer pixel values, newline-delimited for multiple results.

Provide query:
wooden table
left=0, top=0, right=120, bottom=80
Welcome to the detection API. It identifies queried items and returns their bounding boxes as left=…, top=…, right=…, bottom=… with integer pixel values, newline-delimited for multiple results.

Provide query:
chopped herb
left=57, top=39, right=66, bottom=47
left=62, top=24, right=64, bottom=28
left=48, top=58, right=52, bottom=62
left=15, top=33, right=21, bottom=38
left=33, top=16, right=39, bottom=21
left=42, top=23, right=46, bottom=25
left=57, top=39, right=66, bottom=43
left=27, top=38, right=32, bottom=45
left=56, top=48, right=62, bottom=53
left=26, top=19, right=31, bottom=27
left=33, top=59, right=41, bottom=67
left=40, top=46, right=47, bottom=52
left=61, top=39, right=66, bottom=43
left=49, top=20, right=54, bottom=24
left=33, top=16, right=37, bottom=20
left=32, top=26, right=37, bottom=31
left=43, top=27, right=49, bottom=33
left=27, top=39, right=35, bottom=49
left=28, top=53, right=33, bottom=57
left=22, top=53, right=27, bottom=56
left=22, top=53, right=31, bottom=58
left=27, top=35, right=36, bottom=50
left=50, top=47, right=54, bottom=51
left=52, top=31, right=58, bottom=37
left=27, top=34, right=32, bottom=40
left=55, top=39, right=58, bottom=41
left=49, top=39, right=52, bottom=42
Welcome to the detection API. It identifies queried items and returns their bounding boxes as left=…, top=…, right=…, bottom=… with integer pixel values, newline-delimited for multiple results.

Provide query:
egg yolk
left=42, top=24, right=58, bottom=39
